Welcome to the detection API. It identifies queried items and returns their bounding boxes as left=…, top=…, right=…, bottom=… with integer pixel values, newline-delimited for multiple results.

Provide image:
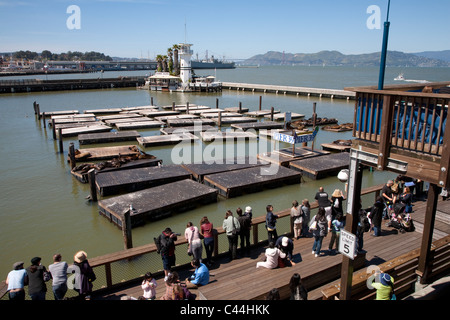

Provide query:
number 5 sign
left=339, top=230, right=356, bottom=260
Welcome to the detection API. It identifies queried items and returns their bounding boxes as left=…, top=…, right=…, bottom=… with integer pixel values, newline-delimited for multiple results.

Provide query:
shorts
left=162, top=254, right=175, bottom=271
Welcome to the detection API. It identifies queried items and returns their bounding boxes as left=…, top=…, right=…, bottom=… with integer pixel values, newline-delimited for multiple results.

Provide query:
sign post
left=339, top=230, right=356, bottom=260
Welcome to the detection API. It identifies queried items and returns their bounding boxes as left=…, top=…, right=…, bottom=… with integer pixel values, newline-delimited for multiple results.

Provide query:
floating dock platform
left=95, top=164, right=192, bottom=196
left=78, top=131, right=141, bottom=145
left=231, top=121, right=284, bottom=131
left=289, top=151, right=350, bottom=180
left=160, top=125, right=217, bottom=135
left=72, top=145, right=141, bottom=162
left=257, top=146, right=330, bottom=167
left=98, top=179, right=218, bottom=228
left=137, top=133, right=198, bottom=147
left=60, top=124, right=112, bottom=138
left=203, top=165, right=302, bottom=198
left=115, top=121, right=163, bottom=130
left=181, top=157, right=268, bottom=182
left=200, top=131, right=258, bottom=142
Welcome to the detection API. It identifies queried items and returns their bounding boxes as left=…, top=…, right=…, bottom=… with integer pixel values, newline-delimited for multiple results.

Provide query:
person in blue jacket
left=266, top=204, right=280, bottom=243
left=185, top=259, right=210, bottom=289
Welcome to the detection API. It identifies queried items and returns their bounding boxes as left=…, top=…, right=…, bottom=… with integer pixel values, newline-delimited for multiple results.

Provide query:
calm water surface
left=0, top=66, right=448, bottom=278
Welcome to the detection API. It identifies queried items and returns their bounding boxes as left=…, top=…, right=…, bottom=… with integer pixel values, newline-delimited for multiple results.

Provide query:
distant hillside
left=412, top=50, right=450, bottom=63
left=243, top=50, right=450, bottom=67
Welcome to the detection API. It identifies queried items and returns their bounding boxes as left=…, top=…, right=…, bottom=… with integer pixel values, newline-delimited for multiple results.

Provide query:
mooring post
left=58, top=128, right=63, bottom=153
left=51, top=119, right=56, bottom=140
left=42, top=112, right=46, bottom=128
left=270, top=106, right=274, bottom=121
left=259, top=96, right=262, bottom=111
left=172, top=102, right=175, bottom=111
left=239, top=101, right=242, bottom=113
left=36, top=103, right=41, bottom=120
left=216, top=98, right=219, bottom=109
left=186, top=102, right=189, bottom=114
left=218, top=110, right=222, bottom=127
left=69, top=143, right=76, bottom=169
left=151, top=97, right=154, bottom=106
left=33, top=101, right=37, bottom=115
left=87, top=168, right=98, bottom=202
left=122, top=208, right=133, bottom=250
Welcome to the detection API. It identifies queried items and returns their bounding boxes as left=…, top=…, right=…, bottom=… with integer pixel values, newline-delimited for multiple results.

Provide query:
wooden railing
left=321, top=234, right=450, bottom=300
left=352, top=89, right=450, bottom=157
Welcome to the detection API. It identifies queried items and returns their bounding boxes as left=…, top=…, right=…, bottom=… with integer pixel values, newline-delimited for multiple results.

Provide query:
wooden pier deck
left=222, top=82, right=356, bottom=100
left=200, top=112, right=243, bottom=118
left=167, top=118, right=216, bottom=127
left=263, top=112, right=305, bottom=121
left=245, top=109, right=280, bottom=117
left=137, top=133, right=198, bottom=147
left=93, top=196, right=450, bottom=301
left=289, top=151, right=350, bottom=179
left=213, top=117, right=257, bottom=125
left=95, top=165, right=192, bottom=196
left=224, top=106, right=250, bottom=113
left=231, top=121, right=284, bottom=131
left=257, top=146, right=330, bottom=167
left=181, top=157, right=268, bottom=182
left=98, top=179, right=218, bottom=228
left=203, top=165, right=302, bottom=198
left=78, top=131, right=141, bottom=145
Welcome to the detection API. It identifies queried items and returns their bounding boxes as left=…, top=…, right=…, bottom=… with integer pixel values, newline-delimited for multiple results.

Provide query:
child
left=141, top=272, right=157, bottom=300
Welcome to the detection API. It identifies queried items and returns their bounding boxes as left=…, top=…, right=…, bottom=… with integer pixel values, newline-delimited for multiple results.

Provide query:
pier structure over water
left=222, top=82, right=356, bottom=100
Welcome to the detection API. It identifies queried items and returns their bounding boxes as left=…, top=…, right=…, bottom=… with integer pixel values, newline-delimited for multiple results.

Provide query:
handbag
left=231, top=217, right=239, bottom=235
left=309, top=219, right=317, bottom=231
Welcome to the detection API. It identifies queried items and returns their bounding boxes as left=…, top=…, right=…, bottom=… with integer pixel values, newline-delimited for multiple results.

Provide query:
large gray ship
left=191, top=54, right=235, bottom=69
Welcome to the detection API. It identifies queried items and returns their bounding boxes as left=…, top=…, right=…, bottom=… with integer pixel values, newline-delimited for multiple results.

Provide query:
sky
left=0, top=0, right=449, bottom=60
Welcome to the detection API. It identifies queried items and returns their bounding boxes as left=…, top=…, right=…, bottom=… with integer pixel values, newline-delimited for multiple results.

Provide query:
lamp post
left=378, top=0, right=391, bottom=90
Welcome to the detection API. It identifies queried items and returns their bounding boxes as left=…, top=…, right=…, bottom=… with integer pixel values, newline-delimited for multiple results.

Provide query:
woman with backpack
left=310, top=207, right=328, bottom=257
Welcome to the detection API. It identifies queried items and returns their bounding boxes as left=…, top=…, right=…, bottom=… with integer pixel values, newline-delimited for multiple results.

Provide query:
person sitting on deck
left=185, top=259, right=210, bottom=289
left=275, top=236, right=296, bottom=266
left=256, top=242, right=286, bottom=269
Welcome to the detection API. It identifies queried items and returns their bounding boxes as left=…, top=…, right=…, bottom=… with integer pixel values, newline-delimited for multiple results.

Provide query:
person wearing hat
left=73, top=250, right=96, bottom=300
left=5, top=261, right=28, bottom=300
left=275, top=236, right=296, bottom=266
left=331, top=189, right=345, bottom=215
left=371, top=272, right=395, bottom=300
left=244, top=206, right=253, bottom=221
left=26, top=257, right=48, bottom=300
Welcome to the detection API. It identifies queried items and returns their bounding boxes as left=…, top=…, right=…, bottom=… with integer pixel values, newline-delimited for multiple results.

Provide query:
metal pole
left=378, top=0, right=391, bottom=90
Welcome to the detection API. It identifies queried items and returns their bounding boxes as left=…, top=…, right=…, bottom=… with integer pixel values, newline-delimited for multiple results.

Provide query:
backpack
left=154, top=235, right=162, bottom=254
left=360, top=216, right=370, bottom=232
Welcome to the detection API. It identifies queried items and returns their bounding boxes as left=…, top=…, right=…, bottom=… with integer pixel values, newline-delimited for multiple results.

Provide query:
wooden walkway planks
left=78, top=130, right=141, bottom=145
left=245, top=109, right=281, bottom=117
left=137, top=133, right=199, bottom=147
left=203, top=165, right=302, bottom=198
left=231, top=121, right=284, bottom=131
left=289, top=151, right=350, bottom=179
left=181, top=157, right=268, bottom=182
left=167, top=118, right=216, bottom=127
left=263, top=112, right=305, bottom=121
left=213, top=117, right=257, bottom=125
left=95, top=164, right=192, bottom=196
left=98, top=179, right=218, bottom=227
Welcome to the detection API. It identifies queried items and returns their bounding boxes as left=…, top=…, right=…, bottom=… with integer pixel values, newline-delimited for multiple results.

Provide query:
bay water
left=0, top=65, right=448, bottom=280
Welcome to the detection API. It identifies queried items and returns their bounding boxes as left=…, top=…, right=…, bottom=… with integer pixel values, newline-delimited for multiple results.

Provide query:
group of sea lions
left=72, top=146, right=157, bottom=174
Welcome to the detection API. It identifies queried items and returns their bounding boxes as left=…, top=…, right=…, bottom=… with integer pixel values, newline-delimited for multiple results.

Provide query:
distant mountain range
left=242, top=50, right=450, bottom=67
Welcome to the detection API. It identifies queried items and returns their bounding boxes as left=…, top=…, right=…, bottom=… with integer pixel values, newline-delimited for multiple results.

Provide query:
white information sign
left=339, top=229, right=356, bottom=260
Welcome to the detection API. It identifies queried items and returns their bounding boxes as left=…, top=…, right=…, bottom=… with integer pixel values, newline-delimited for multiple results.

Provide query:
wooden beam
left=339, top=152, right=363, bottom=300
left=377, top=95, right=396, bottom=170
left=439, top=113, right=450, bottom=188
left=417, top=183, right=439, bottom=283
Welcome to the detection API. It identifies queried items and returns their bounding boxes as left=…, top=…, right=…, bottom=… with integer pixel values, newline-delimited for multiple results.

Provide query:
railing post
left=252, top=224, right=259, bottom=245
left=377, top=94, right=396, bottom=170
left=105, top=263, right=113, bottom=288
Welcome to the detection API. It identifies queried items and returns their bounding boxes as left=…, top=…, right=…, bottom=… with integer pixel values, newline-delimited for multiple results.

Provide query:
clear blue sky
left=1, top=0, right=449, bottom=59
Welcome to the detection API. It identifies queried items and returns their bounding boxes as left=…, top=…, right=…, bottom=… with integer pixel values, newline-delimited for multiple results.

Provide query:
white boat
left=394, top=73, right=405, bottom=81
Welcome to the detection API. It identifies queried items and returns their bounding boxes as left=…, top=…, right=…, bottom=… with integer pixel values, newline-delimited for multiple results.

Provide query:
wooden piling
left=33, top=101, right=37, bottom=115
left=122, top=209, right=133, bottom=250
left=42, top=112, right=46, bottom=128
left=51, top=119, right=56, bottom=140
left=87, top=168, right=98, bottom=202
left=36, top=104, right=41, bottom=119
left=186, top=102, right=190, bottom=114
left=218, top=110, right=222, bottom=127
left=270, top=107, right=274, bottom=121
left=58, top=128, right=63, bottom=153
left=216, top=98, right=219, bottom=109
left=239, top=102, right=242, bottom=113
left=151, top=97, right=154, bottom=106
left=172, top=102, right=175, bottom=111
left=259, top=96, right=262, bottom=111
left=69, top=143, right=76, bottom=169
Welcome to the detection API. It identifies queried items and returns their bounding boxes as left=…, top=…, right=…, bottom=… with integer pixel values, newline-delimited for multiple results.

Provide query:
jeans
left=190, top=239, right=203, bottom=262
left=239, top=231, right=250, bottom=254
left=312, top=236, right=324, bottom=255
left=29, top=291, right=46, bottom=301
left=203, top=237, right=214, bottom=262
left=9, top=289, right=25, bottom=301
left=53, top=283, right=68, bottom=300
left=267, top=228, right=278, bottom=244
left=373, top=225, right=382, bottom=236
left=328, top=231, right=340, bottom=250
left=227, top=234, right=238, bottom=260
